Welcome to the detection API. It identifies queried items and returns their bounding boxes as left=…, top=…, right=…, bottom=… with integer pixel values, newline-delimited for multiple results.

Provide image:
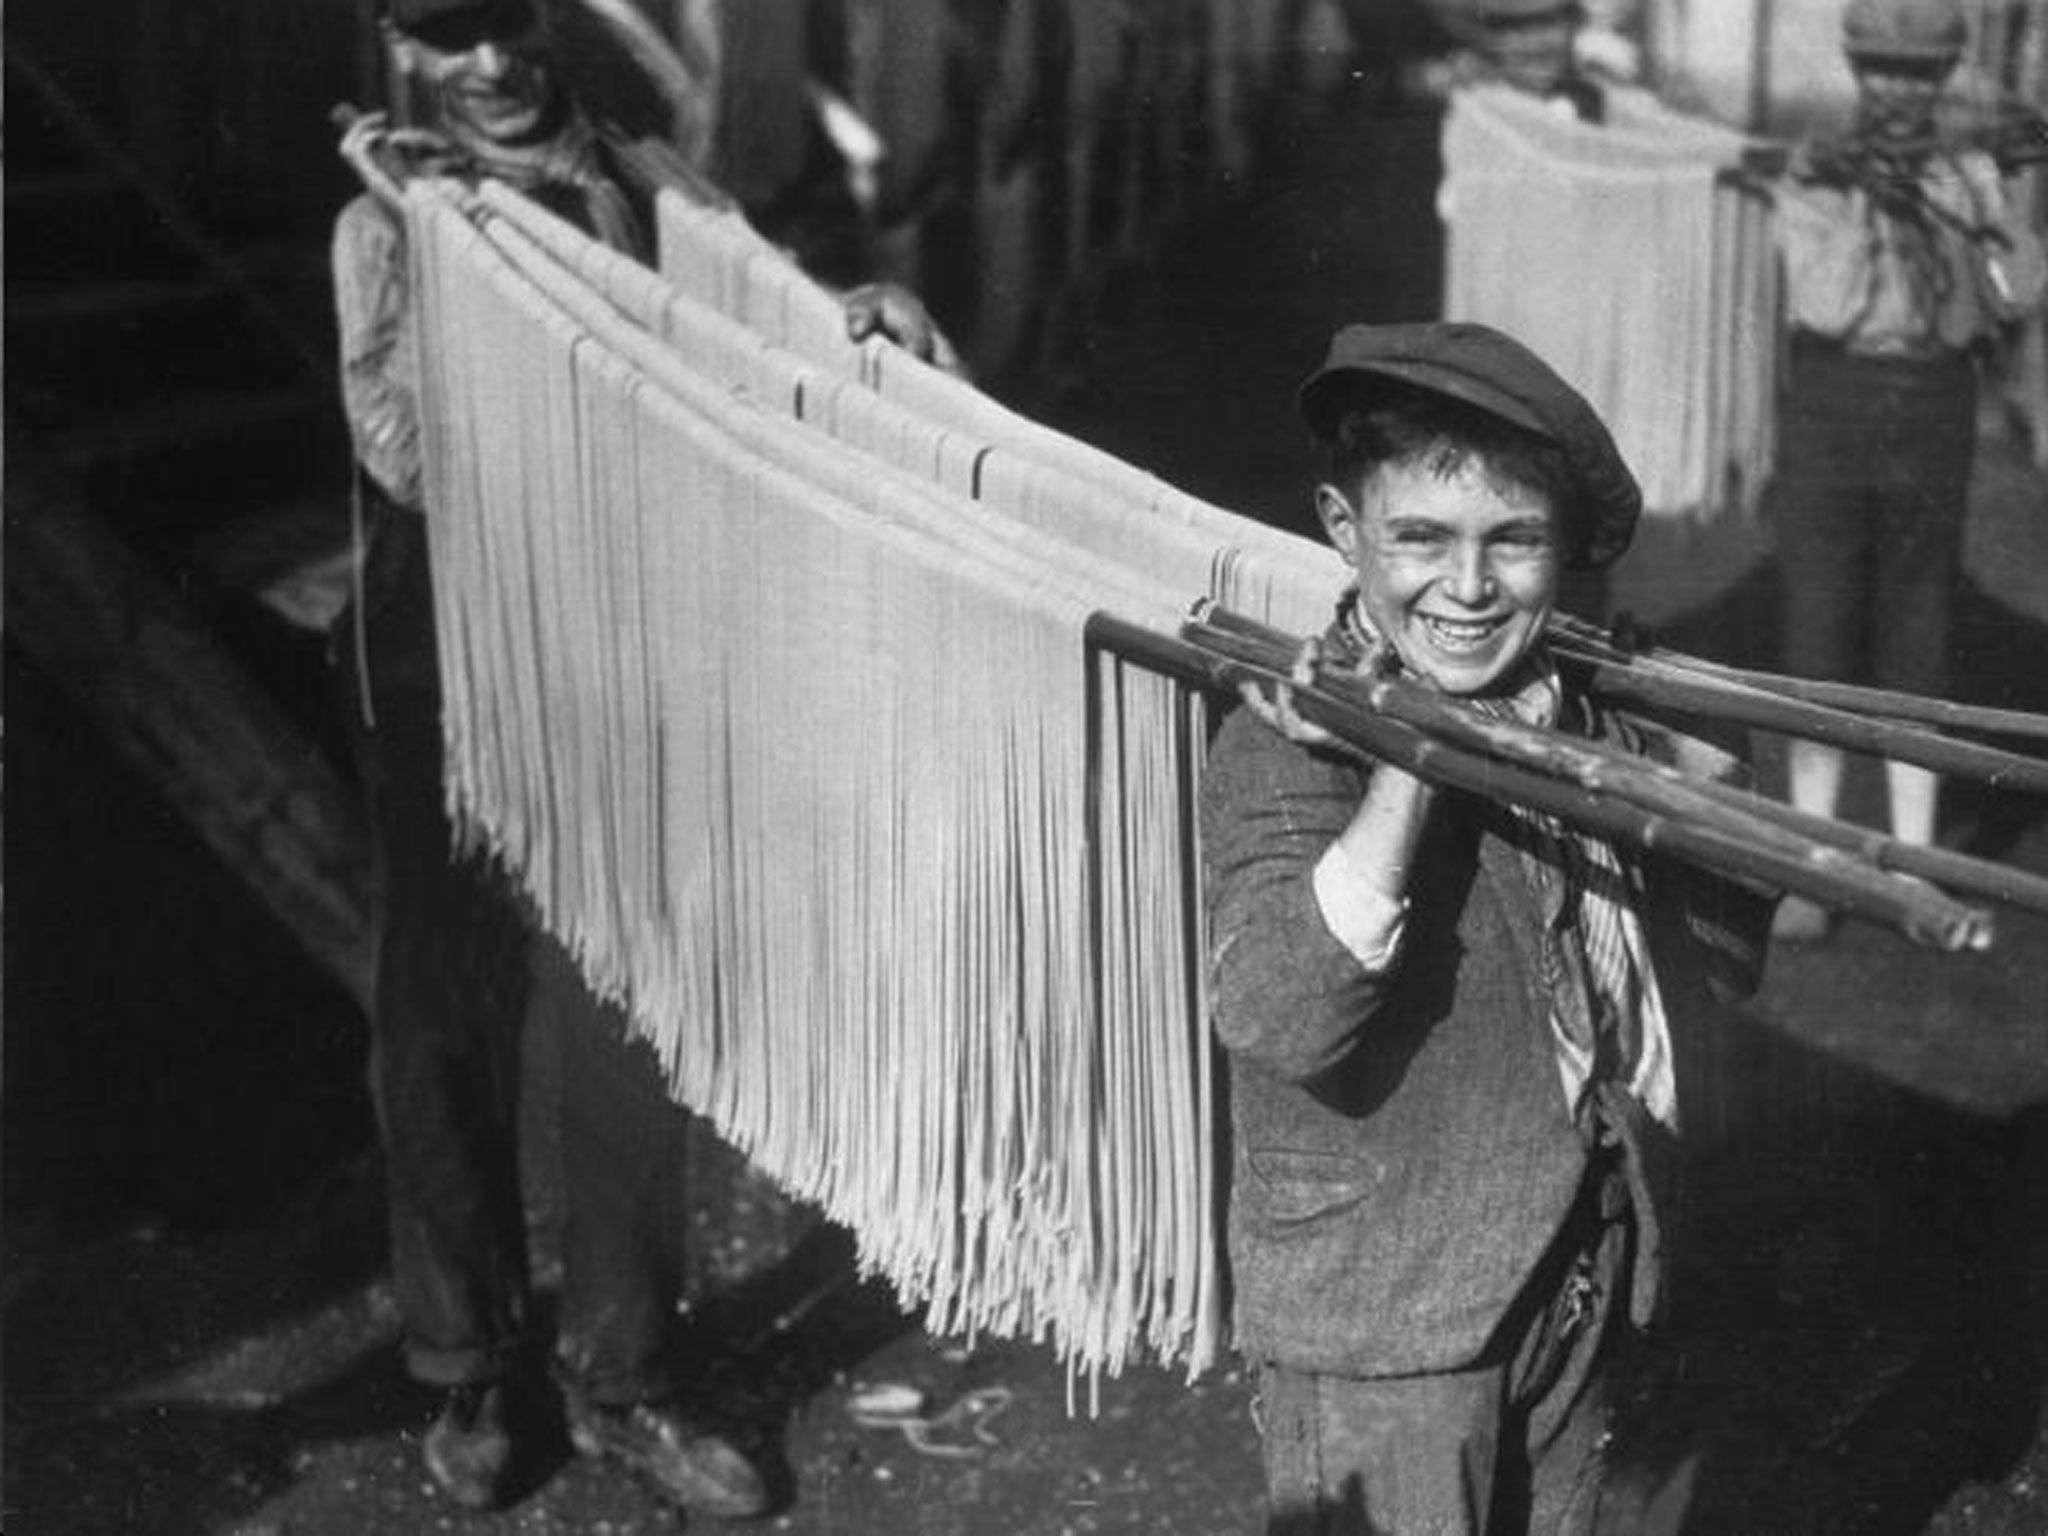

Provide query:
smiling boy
left=1202, top=322, right=1772, bottom=1534
left=328, top=1, right=777, bottom=1519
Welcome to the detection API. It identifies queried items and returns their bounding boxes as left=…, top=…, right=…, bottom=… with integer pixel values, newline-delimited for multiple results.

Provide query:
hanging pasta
left=1440, top=82, right=1776, bottom=523
left=402, top=164, right=2047, bottom=1400
left=650, top=184, right=1348, bottom=633
left=408, top=178, right=1236, bottom=1383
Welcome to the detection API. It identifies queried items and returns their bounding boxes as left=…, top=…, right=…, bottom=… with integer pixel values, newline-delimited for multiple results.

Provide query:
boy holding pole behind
left=1202, top=321, right=1774, bottom=1534
left=331, top=0, right=949, bottom=1515
left=1748, top=0, right=2047, bottom=942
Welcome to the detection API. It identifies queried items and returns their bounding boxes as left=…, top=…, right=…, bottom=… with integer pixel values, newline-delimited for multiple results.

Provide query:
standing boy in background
left=1755, top=0, right=2045, bottom=941
left=332, top=0, right=947, bottom=1513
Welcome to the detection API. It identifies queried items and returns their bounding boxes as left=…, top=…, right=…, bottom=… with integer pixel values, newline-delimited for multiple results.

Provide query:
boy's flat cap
left=1842, top=0, right=1966, bottom=63
left=1475, top=0, right=1585, bottom=22
left=387, top=0, right=536, bottom=44
left=1299, top=320, right=1641, bottom=569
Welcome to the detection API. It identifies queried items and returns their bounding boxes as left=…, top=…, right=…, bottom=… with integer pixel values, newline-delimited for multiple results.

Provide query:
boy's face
left=1320, top=454, right=1562, bottom=696
left=1851, top=60, right=1950, bottom=142
left=392, top=5, right=561, bottom=148
left=1484, top=11, right=1580, bottom=96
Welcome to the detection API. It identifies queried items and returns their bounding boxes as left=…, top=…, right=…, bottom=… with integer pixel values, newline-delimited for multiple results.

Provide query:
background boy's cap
left=387, top=0, right=536, bottom=46
left=1475, top=0, right=1584, bottom=24
left=1299, top=320, right=1641, bottom=569
left=1841, top=0, right=1965, bottom=63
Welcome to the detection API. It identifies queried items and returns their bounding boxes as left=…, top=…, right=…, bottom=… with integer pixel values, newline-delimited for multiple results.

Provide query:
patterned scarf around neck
left=462, top=114, right=646, bottom=259
left=1330, top=590, right=1676, bottom=1132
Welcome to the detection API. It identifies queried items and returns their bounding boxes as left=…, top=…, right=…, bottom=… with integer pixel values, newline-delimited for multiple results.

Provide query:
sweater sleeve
left=1312, top=840, right=1410, bottom=970
left=1201, top=708, right=1405, bottom=1084
left=332, top=194, right=424, bottom=509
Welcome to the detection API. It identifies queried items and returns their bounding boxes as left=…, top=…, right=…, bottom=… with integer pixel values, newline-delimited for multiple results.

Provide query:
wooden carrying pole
left=1177, top=616, right=1996, bottom=952
left=1091, top=605, right=2048, bottom=954
left=1200, top=611, right=2048, bottom=918
left=1549, top=614, right=2048, bottom=747
left=1557, top=652, right=2048, bottom=793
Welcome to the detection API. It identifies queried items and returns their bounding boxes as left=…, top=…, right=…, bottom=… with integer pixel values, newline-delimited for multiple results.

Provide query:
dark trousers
left=1254, top=1162, right=1631, bottom=1536
left=1769, top=341, right=1978, bottom=697
left=339, top=504, right=683, bottom=1404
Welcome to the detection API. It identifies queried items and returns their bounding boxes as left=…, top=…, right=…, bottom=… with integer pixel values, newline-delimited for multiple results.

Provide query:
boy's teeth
left=1423, top=616, right=1493, bottom=645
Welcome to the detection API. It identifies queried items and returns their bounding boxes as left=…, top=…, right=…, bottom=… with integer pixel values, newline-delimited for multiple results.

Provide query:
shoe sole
left=568, top=1412, right=768, bottom=1518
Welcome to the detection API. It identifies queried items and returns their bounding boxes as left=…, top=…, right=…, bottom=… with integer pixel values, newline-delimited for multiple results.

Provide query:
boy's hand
left=1238, top=637, right=1353, bottom=753
left=337, top=108, right=469, bottom=206
left=843, top=283, right=965, bottom=376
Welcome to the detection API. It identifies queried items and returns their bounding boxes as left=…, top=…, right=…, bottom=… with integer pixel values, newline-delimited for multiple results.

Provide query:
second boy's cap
left=1298, top=320, right=1641, bottom=569
left=1841, top=0, right=1966, bottom=64
left=387, top=0, right=537, bottom=48
left=1475, top=0, right=1585, bottom=23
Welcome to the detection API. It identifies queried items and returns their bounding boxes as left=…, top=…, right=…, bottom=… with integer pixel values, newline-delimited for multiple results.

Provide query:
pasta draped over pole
left=402, top=166, right=2048, bottom=1394
left=408, top=177, right=1345, bottom=1391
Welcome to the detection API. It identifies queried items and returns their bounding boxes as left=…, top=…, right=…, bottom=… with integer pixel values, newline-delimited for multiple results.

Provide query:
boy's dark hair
left=1327, top=379, right=1576, bottom=522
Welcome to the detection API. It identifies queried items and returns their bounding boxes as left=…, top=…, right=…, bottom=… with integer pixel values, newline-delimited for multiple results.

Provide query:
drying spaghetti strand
left=651, top=185, right=1347, bottom=635
left=1440, top=83, right=1775, bottom=523
left=409, top=178, right=1228, bottom=1384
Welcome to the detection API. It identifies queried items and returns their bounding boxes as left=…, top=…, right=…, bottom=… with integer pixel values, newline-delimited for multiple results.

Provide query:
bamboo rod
left=1548, top=614, right=2048, bottom=746
left=1680, top=759, right=2048, bottom=916
left=1324, top=648, right=2048, bottom=919
left=1176, top=619, right=1992, bottom=951
left=1196, top=610, right=2048, bottom=919
left=1184, top=621, right=1813, bottom=861
left=1570, top=658, right=2048, bottom=793
left=1083, top=613, right=1994, bottom=952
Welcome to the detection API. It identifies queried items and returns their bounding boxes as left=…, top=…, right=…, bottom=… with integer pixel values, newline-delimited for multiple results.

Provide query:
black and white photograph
left=6, top=1, right=2048, bottom=1530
